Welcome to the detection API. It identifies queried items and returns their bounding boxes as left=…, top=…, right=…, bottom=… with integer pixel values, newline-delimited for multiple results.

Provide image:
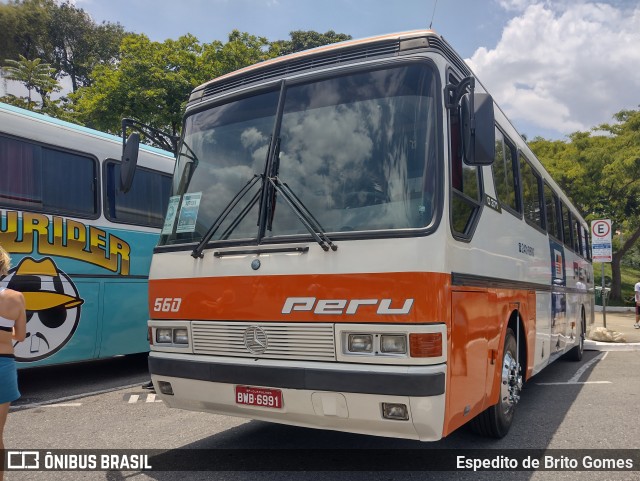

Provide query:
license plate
left=235, top=385, right=283, bottom=409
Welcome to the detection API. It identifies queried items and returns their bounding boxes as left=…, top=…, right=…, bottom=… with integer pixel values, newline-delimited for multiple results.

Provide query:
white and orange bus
left=136, top=30, right=594, bottom=441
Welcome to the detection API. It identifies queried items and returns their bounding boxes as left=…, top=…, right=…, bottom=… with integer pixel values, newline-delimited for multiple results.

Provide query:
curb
left=584, top=340, right=640, bottom=351
left=594, top=306, right=634, bottom=313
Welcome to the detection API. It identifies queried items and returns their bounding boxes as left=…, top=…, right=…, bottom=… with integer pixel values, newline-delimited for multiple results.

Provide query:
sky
left=6, top=0, right=640, bottom=140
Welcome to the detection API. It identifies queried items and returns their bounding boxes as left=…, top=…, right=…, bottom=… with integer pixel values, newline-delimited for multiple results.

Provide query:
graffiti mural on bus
left=0, top=210, right=131, bottom=275
left=0, top=257, right=83, bottom=362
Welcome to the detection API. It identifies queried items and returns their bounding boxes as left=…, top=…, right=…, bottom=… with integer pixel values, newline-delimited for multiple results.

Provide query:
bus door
left=98, top=279, right=149, bottom=358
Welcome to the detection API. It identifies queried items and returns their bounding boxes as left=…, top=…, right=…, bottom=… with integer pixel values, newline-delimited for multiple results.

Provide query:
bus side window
left=105, top=161, right=172, bottom=228
left=561, top=202, right=572, bottom=248
left=582, top=225, right=591, bottom=260
left=0, top=133, right=97, bottom=216
left=572, top=217, right=581, bottom=254
left=519, top=154, right=544, bottom=229
left=493, top=128, right=520, bottom=214
left=544, top=183, right=561, bottom=240
left=449, top=75, right=483, bottom=239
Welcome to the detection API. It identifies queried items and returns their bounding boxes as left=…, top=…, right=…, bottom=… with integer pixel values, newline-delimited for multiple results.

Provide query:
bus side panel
left=445, top=289, right=534, bottom=436
left=97, top=228, right=157, bottom=358
left=98, top=280, right=150, bottom=358
left=445, top=290, right=491, bottom=435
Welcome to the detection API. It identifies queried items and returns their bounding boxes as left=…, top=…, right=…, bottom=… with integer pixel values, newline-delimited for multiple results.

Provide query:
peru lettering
left=0, top=210, right=130, bottom=275
left=282, top=297, right=414, bottom=315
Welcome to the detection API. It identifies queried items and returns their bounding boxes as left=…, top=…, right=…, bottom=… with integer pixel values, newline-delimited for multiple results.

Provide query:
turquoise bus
left=0, top=102, right=175, bottom=367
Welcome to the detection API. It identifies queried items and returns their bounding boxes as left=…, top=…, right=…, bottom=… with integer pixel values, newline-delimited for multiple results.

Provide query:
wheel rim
left=501, top=350, right=522, bottom=416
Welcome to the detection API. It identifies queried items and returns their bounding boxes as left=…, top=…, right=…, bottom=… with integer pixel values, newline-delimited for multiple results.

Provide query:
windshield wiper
left=191, top=174, right=262, bottom=258
left=265, top=176, right=337, bottom=252
left=220, top=189, right=262, bottom=240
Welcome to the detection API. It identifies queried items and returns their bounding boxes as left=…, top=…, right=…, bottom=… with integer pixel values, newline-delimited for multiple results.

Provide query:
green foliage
left=2, top=7, right=352, bottom=133
left=72, top=33, right=206, bottom=135
left=48, top=1, right=127, bottom=91
left=273, top=30, right=352, bottom=56
left=531, top=111, right=640, bottom=225
left=597, top=263, right=639, bottom=306
left=0, top=93, right=30, bottom=109
left=2, top=54, right=59, bottom=109
left=0, top=0, right=53, bottom=61
left=0, top=0, right=126, bottom=92
left=201, top=30, right=278, bottom=79
left=71, top=29, right=350, bottom=138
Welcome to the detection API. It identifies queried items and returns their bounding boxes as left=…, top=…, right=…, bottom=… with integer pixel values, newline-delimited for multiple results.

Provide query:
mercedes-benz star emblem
left=243, top=326, right=268, bottom=355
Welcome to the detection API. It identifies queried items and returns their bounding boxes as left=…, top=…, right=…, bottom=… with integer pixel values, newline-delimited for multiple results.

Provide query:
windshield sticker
left=176, top=193, right=202, bottom=233
left=162, top=195, right=181, bottom=235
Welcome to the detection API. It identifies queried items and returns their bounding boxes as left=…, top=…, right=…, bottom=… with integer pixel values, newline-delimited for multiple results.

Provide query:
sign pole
left=602, top=263, right=606, bottom=328
left=591, top=219, right=612, bottom=329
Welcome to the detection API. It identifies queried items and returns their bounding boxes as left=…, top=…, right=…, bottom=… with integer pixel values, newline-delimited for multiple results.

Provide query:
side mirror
left=121, top=133, right=140, bottom=193
left=461, top=92, right=495, bottom=166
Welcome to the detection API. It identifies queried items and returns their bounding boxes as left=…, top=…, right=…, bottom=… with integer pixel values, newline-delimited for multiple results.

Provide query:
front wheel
left=469, top=328, right=522, bottom=438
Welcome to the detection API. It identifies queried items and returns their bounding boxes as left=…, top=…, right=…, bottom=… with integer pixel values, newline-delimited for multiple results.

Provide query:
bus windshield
left=161, top=63, right=440, bottom=246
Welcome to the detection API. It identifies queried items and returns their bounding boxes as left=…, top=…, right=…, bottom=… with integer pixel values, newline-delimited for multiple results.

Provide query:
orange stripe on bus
left=149, top=271, right=451, bottom=323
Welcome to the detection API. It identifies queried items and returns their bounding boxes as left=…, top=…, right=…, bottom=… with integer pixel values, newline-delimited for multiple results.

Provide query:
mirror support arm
left=444, top=76, right=475, bottom=110
left=121, top=118, right=179, bottom=156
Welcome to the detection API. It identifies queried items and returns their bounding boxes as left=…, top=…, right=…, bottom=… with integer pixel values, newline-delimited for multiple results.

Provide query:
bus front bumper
left=149, top=352, right=447, bottom=441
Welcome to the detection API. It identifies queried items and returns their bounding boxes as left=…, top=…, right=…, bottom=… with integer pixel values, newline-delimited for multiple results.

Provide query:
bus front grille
left=191, top=321, right=336, bottom=361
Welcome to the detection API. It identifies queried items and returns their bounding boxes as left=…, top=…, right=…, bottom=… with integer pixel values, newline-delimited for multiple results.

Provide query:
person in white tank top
left=0, top=245, right=27, bottom=481
left=635, top=281, right=640, bottom=329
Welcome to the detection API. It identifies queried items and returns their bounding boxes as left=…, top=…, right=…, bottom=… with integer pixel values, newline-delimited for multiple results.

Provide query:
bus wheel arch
left=564, top=306, right=586, bottom=362
left=507, top=309, right=528, bottom=380
left=469, top=310, right=525, bottom=438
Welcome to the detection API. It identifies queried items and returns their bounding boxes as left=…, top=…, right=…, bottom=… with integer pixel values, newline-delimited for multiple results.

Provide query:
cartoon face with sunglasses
left=0, top=257, right=83, bottom=362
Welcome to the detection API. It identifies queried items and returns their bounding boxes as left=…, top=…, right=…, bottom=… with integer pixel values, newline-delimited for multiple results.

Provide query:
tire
left=565, top=312, right=585, bottom=362
left=469, top=328, right=522, bottom=438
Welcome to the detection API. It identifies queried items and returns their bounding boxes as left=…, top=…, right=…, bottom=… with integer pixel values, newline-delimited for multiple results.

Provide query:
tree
left=529, top=109, right=640, bottom=301
left=0, top=0, right=127, bottom=96
left=201, top=30, right=277, bottom=80
left=2, top=54, right=59, bottom=109
left=0, top=0, right=53, bottom=62
left=71, top=29, right=352, bottom=139
left=72, top=34, right=207, bottom=137
left=48, top=1, right=126, bottom=92
left=273, top=30, right=352, bottom=56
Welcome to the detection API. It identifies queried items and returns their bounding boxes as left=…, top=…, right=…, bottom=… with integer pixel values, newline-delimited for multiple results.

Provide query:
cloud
left=496, top=0, right=534, bottom=11
left=468, top=1, right=640, bottom=138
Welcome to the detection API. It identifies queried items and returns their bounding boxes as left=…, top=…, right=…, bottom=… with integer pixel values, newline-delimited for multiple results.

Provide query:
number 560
left=153, top=297, right=182, bottom=312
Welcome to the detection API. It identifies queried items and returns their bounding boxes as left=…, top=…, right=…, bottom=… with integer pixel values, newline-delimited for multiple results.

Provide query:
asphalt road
left=12, top=353, right=151, bottom=408
left=4, top=350, right=640, bottom=481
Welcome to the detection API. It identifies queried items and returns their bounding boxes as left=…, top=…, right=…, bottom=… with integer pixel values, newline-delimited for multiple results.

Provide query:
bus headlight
left=336, top=325, right=446, bottom=364
left=156, top=328, right=172, bottom=344
left=173, top=328, right=189, bottom=344
left=380, top=335, right=407, bottom=354
left=348, top=334, right=373, bottom=353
